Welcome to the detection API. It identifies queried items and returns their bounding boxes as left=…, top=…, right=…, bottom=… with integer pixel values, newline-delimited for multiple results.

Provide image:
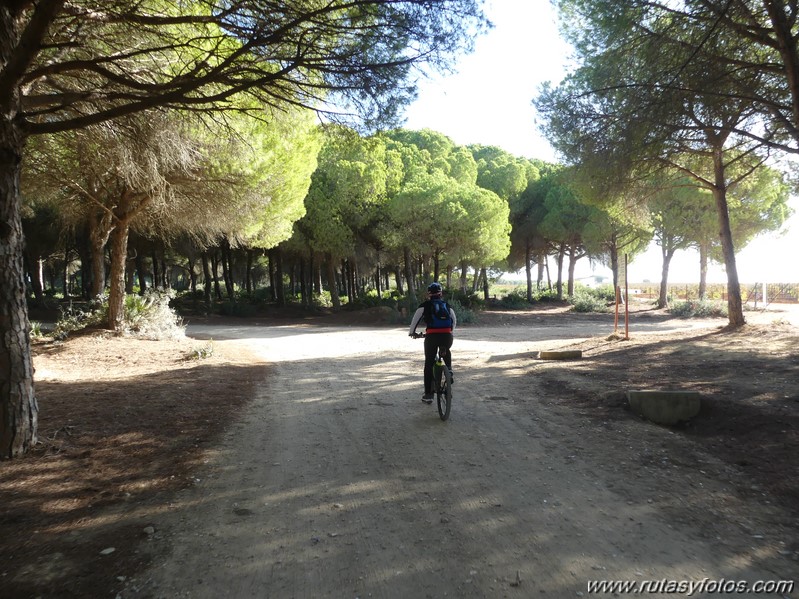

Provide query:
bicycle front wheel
left=437, top=367, right=452, bottom=421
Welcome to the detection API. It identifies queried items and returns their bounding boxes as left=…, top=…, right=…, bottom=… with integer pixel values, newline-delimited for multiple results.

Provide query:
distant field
left=494, top=281, right=799, bottom=304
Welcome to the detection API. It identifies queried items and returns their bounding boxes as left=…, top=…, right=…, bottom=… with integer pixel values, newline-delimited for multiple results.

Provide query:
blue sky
left=404, top=0, right=568, bottom=162
left=403, top=0, right=799, bottom=285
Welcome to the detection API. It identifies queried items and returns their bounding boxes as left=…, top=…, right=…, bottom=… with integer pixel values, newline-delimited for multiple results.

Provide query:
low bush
left=53, top=290, right=185, bottom=340
left=53, top=298, right=107, bottom=340
left=569, top=287, right=612, bottom=313
left=448, top=297, right=475, bottom=324
left=220, top=300, right=258, bottom=318
left=669, top=299, right=727, bottom=318
left=185, top=340, right=215, bottom=360
left=447, top=289, right=483, bottom=310
left=500, top=289, right=531, bottom=309
left=123, top=289, right=185, bottom=339
left=29, top=321, right=44, bottom=339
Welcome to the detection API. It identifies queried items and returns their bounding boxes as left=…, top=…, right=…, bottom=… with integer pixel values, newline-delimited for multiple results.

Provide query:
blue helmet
left=427, top=282, right=443, bottom=296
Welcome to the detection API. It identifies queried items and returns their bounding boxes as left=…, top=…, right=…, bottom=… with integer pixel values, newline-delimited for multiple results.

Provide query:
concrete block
left=626, top=390, right=702, bottom=425
left=539, top=350, right=583, bottom=360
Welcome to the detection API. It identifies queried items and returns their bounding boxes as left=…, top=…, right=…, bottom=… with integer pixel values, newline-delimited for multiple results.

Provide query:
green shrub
left=123, top=289, right=185, bottom=339
left=186, top=340, right=215, bottom=360
left=347, top=289, right=399, bottom=311
left=668, top=299, right=727, bottom=318
left=53, top=291, right=185, bottom=340
left=311, top=291, right=333, bottom=308
left=220, top=300, right=258, bottom=318
left=447, top=289, right=483, bottom=310
left=448, top=297, right=475, bottom=324
left=53, top=299, right=107, bottom=340
left=535, top=288, right=560, bottom=302
left=586, top=283, right=617, bottom=302
left=29, top=321, right=44, bottom=339
left=569, top=289, right=612, bottom=313
left=499, top=288, right=531, bottom=309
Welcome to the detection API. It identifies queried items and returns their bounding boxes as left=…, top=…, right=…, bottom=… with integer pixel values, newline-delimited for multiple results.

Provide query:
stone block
left=626, top=390, right=702, bottom=425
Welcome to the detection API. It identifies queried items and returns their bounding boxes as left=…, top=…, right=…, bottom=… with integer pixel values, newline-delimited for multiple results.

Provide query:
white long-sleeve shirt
left=408, top=300, right=457, bottom=334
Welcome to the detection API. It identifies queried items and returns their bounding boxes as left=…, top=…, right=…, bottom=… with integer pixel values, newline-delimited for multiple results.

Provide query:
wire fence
left=629, top=283, right=799, bottom=304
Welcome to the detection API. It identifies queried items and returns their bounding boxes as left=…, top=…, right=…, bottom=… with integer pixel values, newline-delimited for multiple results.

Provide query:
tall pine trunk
left=555, top=243, right=565, bottom=300
left=567, top=247, right=577, bottom=297
left=0, top=114, right=36, bottom=458
left=402, top=246, right=416, bottom=315
left=87, top=209, right=113, bottom=298
left=657, top=244, right=675, bottom=309
left=525, top=239, right=534, bottom=302
left=326, top=254, right=341, bottom=309
left=698, top=241, right=709, bottom=300
left=711, top=147, right=745, bottom=327
left=107, top=218, right=131, bottom=330
left=201, top=252, right=212, bottom=307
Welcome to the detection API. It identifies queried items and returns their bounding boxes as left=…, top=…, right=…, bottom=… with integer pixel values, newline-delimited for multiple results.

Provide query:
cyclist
left=409, top=282, right=457, bottom=403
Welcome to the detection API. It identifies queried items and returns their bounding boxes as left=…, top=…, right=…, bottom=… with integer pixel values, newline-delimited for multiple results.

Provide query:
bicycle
left=412, top=332, right=452, bottom=421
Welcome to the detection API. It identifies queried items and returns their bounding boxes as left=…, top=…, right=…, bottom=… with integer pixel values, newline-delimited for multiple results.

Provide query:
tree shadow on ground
left=0, top=355, right=267, bottom=599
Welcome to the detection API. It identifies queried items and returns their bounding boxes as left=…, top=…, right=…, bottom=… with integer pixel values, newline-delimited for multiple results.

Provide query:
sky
left=402, top=0, right=799, bottom=285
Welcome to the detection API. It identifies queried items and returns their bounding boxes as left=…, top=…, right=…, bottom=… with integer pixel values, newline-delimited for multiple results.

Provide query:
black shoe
left=421, top=393, right=434, bottom=403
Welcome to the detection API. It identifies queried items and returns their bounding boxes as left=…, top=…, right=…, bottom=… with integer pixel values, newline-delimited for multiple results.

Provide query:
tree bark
left=23, top=253, right=43, bottom=305
left=326, top=254, right=341, bottom=309
left=136, top=252, right=147, bottom=295
left=764, top=0, right=799, bottom=139
left=403, top=246, right=416, bottom=313
left=107, top=217, right=131, bottom=330
left=267, top=249, right=276, bottom=302
left=87, top=208, right=113, bottom=298
left=275, top=249, right=285, bottom=306
left=609, top=237, right=620, bottom=291
left=187, top=255, right=197, bottom=300
left=0, top=116, right=37, bottom=458
left=711, top=146, right=745, bottom=326
left=537, top=254, right=547, bottom=290
left=1, top=0, right=41, bottom=456
left=394, top=266, right=403, bottom=296
left=657, top=244, right=675, bottom=309
left=151, top=250, right=160, bottom=289
left=220, top=239, right=234, bottom=301
left=245, top=249, right=253, bottom=294
left=299, top=256, right=308, bottom=306
left=555, top=243, right=565, bottom=300
left=525, top=239, right=533, bottom=302
left=375, top=259, right=382, bottom=296
left=125, top=258, right=135, bottom=294
left=210, top=252, right=222, bottom=301
left=698, top=241, right=709, bottom=300
left=201, top=252, right=212, bottom=307
left=567, top=247, right=577, bottom=298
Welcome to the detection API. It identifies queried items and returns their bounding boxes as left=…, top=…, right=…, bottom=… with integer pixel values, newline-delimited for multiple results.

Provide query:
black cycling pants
left=423, top=332, right=453, bottom=393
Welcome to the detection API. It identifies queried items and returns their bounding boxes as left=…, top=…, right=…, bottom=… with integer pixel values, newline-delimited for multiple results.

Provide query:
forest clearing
left=3, top=3, right=799, bottom=597
left=2, top=304, right=797, bottom=598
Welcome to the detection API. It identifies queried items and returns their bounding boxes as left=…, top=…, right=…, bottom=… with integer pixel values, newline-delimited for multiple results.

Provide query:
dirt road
left=135, top=315, right=798, bottom=598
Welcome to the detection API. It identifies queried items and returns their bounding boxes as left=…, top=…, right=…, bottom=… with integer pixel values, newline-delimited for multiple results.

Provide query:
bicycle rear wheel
left=437, top=367, right=452, bottom=421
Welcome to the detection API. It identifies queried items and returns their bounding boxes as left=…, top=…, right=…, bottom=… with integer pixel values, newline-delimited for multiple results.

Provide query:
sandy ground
left=118, top=309, right=799, bottom=598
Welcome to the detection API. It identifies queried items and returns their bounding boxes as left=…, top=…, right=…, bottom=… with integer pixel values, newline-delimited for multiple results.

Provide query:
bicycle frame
left=414, top=332, right=452, bottom=421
